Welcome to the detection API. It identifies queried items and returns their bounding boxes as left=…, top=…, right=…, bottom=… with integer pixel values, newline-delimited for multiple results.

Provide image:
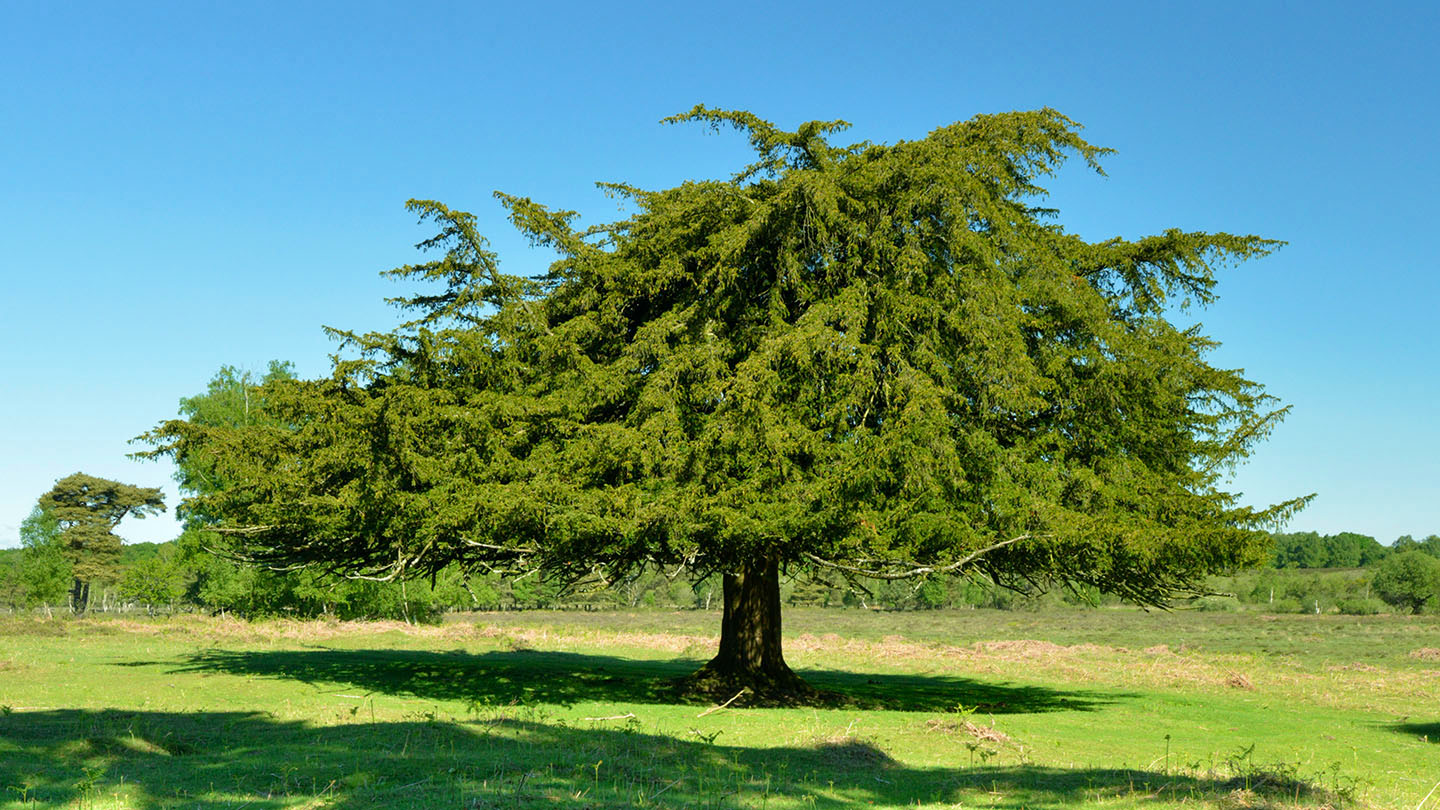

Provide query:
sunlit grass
left=1, top=608, right=1436, bottom=808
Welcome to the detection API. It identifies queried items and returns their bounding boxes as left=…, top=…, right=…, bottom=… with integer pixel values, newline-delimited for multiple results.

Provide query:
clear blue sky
left=3, top=1, right=1437, bottom=548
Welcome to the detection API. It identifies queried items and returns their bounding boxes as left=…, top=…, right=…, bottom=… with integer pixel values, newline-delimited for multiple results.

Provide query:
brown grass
left=925, top=717, right=1014, bottom=745
left=1408, top=647, right=1440, bottom=661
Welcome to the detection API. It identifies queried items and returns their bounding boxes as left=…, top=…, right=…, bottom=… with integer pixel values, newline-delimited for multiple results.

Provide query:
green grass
left=1, top=608, right=1437, bottom=809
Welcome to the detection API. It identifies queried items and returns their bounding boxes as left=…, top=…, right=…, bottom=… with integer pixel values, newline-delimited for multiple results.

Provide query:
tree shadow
left=147, top=647, right=1116, bottom=713
left=0, top=708, right=1348, bottom=810
left=1392, top=721, right=1440, bottom=742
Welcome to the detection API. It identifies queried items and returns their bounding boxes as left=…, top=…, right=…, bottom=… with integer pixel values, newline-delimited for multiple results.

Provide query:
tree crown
left=138, top=108, right=1307, bottom=604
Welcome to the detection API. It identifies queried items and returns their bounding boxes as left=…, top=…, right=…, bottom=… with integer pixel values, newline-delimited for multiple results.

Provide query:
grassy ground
left=0, top=608, right=1436, bottom=809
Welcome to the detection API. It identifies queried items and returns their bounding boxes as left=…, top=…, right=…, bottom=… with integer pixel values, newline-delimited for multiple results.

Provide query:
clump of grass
left=1408, top=647, right=1440, bottom=661
left=1225, top=671, right=1255, bottom=690
left=814, top=737, right=895, bottom=768
left=0, top=618, right=68, bottom=637
left=925, top=716, right=1014, bottom=745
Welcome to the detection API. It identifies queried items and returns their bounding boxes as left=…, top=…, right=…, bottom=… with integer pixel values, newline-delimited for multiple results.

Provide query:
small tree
left=18, top=507, right=73, bottom=613
left=1371, top=551, right=1440, bottom=614
left=119, top=546, right=185, bottom=615
left=38, top=474, right=165, bottom=613
left=141, top=108, right=1306, bottom=700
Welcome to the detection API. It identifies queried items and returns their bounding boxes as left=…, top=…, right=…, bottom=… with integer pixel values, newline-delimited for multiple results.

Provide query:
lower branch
left=803, top=534, right=1035, bottom=581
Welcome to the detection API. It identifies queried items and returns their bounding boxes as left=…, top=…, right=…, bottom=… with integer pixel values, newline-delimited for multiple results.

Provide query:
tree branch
left=803, top=534, right=1034, bottom=581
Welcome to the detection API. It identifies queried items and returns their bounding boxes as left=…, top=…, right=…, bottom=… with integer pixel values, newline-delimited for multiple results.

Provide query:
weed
left=73, top=766, right=104, bottom=809
left=6, top=780, right=38, bottom=807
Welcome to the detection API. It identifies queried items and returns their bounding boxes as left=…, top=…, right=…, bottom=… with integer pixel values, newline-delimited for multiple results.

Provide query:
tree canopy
left=38, top=473, right=165, bottom=613
left=140, top=107, right=1305, bottom=698
left=1372, top=551, right=1440, bottom=614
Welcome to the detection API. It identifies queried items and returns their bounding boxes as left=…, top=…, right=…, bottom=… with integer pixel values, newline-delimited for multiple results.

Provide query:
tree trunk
left=686, top=557, right=813, bottom=704
left=71, top=578, right=90, bottom=615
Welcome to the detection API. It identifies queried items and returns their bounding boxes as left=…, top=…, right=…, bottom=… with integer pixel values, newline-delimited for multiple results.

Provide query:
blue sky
left=2, top=1, right=1436, bottom=548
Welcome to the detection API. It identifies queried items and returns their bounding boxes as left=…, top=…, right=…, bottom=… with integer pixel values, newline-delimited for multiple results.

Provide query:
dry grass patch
left=924, top=716, right=1014, bottom=745
left=1225, top=671, right=1255, bottom=690
left=1408, top=647, right=1440, bottom=661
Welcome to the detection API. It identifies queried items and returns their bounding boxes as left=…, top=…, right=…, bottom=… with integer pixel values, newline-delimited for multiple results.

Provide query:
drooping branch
left=802, top=534, right=1035, bottom=581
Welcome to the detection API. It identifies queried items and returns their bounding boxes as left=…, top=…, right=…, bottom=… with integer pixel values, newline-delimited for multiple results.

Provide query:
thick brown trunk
left=686, top=558, right=813, bottom=703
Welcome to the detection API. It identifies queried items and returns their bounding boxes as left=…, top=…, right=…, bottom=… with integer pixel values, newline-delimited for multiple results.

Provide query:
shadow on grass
left=150, top=647, right=1116, bottom=713
left=0, top=708, right=1348, bottom=810
left=1393, top=721, right=1440, bottom=742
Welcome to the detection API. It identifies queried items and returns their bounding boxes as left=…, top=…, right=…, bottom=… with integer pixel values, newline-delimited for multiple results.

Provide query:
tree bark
left=686, top=557, right=813, bottom=703
left=71, top=578, right=90, bottom=615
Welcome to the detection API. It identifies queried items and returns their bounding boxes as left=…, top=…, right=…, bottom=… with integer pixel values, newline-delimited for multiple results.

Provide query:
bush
left=1336, top=597, right=1386, bottom=615
left=1372, top=551, right=1440, bottom=614
left=1265, top=597, right=1303, bottom=614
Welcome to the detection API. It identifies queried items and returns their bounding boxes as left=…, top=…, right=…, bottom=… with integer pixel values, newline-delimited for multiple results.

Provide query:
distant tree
left=1271, top=531, right=1385, bottom=569
left=37, top=474, right=165, bottom=613
left=17, top=508, right=73, bottom=612
left=119, top=544, right=185, bottom=615
left=1371, top=551, right=1440, bottom=614
left=1273, top=532, right=1326, bottom=569
left=0, top=549, right=24, bottom=610
left=1419, top=535, right=1440, bottom=560
left=1355, top=534, right=1390, bottom=567
left=140, top=108, right=1307, bottom=700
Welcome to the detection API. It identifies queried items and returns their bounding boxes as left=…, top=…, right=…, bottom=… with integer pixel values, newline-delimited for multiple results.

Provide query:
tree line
left=7, top=520, right=1438, bottom=619
left=1268, top=529, right=1440, bottom=569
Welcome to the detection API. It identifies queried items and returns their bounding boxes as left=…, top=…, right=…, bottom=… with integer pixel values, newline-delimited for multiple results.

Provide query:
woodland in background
left=2, top=528, right=1436, bottom=620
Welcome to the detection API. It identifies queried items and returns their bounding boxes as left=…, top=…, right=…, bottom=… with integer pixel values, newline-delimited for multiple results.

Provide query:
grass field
left=1, top=608, right=1437, bottom=809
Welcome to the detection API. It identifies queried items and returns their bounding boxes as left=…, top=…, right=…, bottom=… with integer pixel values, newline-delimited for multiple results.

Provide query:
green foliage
left=1335, top=597, right=1386, bottom=615
left=1271, top=530, right=1387, bottom=569
left=139, top=108, right=1305, bottom=615
left=1371, top=551, right=1440, bottom=614
left=119, top=545, right=185, bottom=614
left=18, top=508, right=72, bottom=608
left=36, top=473, right=165, bottom=612
left=1392, top=534, right=1440, bottom=560
left=0, top=549, right=22, bottom=609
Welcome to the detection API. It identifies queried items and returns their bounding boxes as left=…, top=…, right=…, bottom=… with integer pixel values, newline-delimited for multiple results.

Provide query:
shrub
left=1336, top=597, right=1386, bottom=615
left=1372, top=551, right=1440, bottom=614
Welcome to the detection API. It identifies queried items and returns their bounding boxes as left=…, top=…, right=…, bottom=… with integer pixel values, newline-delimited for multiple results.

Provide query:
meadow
left=0, top=608, right=1436, bottom=809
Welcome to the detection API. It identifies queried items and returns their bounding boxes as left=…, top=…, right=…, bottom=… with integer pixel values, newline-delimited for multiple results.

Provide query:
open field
left=1, top=608, right=1437, bottom=809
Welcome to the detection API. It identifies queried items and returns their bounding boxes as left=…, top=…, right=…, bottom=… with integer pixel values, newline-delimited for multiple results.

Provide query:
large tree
left=140, top=108, right=1305, bottom=699
left=37, top=473, right=165, bottom=613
